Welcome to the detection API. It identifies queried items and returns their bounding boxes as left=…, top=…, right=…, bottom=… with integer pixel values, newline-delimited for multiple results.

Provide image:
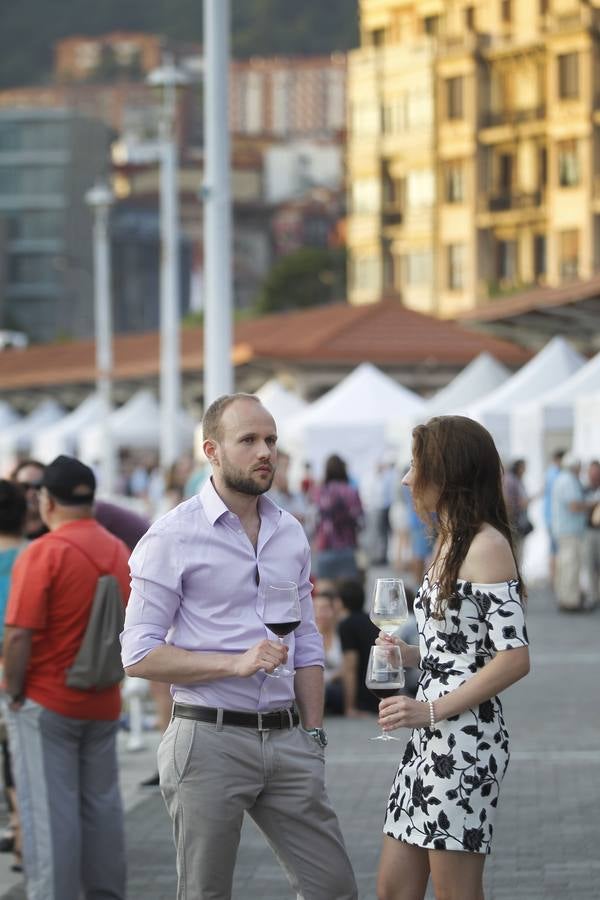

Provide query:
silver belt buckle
left=257, top=711, right=268, bottom=731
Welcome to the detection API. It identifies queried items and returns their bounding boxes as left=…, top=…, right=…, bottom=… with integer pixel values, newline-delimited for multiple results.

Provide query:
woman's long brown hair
left=411, top=415, right=525, bottom=617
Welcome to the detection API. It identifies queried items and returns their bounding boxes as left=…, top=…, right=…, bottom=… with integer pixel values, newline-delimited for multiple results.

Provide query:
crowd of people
left=0, top=394, right=596, bottom=899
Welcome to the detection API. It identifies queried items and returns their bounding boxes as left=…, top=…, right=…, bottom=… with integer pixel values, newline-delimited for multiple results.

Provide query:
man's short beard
left=223, top=468, right=274, bottom=496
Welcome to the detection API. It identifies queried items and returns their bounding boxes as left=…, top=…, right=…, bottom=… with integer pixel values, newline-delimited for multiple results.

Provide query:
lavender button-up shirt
left=121, top=478, right=324, bottom=712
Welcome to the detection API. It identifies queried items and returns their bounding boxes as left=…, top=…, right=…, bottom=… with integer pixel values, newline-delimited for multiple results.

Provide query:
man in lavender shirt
left=121, top=393, right=357, bottom=900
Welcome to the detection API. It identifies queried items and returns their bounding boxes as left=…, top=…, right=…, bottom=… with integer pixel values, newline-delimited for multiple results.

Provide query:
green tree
left=255, top=247, right=346, bottom=314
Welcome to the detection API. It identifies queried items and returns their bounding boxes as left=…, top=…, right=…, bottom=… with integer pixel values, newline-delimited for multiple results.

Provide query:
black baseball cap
left=41, top=455, right=96, bottom=506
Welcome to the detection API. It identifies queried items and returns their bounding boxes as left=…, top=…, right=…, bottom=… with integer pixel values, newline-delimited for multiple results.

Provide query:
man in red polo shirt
left=3, top=456, right=129, bottom=900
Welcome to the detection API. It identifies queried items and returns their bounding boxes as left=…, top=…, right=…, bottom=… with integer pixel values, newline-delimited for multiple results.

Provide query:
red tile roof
left=0, top=301, right=529, bottom=392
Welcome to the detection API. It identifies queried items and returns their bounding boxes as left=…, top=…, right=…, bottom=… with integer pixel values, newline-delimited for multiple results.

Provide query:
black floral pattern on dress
left=384, top=577, right=528, bottom=855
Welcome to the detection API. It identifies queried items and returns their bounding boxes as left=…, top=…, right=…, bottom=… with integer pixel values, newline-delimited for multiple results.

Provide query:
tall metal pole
left=149, top=58, right=187, bottom=470
left=85, top=182, right=116, bottom=494
left=203, top=0, right=234, bottom=405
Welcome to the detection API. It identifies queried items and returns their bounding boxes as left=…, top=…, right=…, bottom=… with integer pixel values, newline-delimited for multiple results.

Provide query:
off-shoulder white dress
left=384, top=576, right=529, bottom=854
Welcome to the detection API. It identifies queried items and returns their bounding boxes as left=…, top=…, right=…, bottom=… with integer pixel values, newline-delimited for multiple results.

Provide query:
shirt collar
left=200, top=476, right=282, bottom=528
left=199, top=477, right=229, bottom=525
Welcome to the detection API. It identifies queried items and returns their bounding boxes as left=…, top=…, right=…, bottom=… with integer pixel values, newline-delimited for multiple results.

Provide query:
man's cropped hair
left=202, top=393, right=260, bottom=441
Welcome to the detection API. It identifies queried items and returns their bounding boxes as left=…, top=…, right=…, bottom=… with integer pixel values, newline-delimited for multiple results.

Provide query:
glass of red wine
left=365, top=644, right=404, bottom=742
left=262, top=581, right=301, bottom=678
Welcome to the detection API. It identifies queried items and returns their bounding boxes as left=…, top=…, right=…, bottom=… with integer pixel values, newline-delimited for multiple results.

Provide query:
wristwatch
left=305, top=727, right=328, bottom=748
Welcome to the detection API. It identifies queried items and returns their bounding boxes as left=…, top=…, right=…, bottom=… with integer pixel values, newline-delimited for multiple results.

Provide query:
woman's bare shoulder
left=459, top=525, right=518, bottom=584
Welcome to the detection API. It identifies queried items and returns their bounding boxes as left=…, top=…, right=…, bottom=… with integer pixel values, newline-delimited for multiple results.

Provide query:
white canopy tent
left=254, top=379, right=307, bottom=425
left=423, top=353, right=511, bottom=418
left=573, top=389, right=600, bottom=459
left=511, top=351, right=600, bottom=492
left=463, top=336, right=585, bottom=463
left=31, top=393, right=109, bottom=463
left=281, top=363, right=426, bottom=488
left=79, top=390, right=196, bottom=464
left=0, top=401, right=20, bottom=430
left=0, top=399, right=66, bottom=469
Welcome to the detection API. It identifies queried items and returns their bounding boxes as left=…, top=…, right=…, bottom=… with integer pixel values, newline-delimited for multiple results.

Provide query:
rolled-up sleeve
left=293, top=540, right=325, bottom=670
left=121, top=528, right=183, bottom=667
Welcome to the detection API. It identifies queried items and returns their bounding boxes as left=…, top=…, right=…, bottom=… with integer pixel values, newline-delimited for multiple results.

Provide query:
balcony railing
left=480, top=106, right=546, bottom=128
left=487, top=191, right=543, bottom=212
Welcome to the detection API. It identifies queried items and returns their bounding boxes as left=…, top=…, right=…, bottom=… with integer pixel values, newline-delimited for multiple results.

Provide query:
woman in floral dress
left=375, top=416, right=530, bottom=900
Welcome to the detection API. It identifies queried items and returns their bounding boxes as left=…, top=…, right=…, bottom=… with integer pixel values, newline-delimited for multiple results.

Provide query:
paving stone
left=1, top=587, right=599, bottom=899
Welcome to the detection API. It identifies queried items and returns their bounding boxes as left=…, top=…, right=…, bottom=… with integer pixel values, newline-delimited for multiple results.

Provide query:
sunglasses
left=18, top=482, right=43, bottom=491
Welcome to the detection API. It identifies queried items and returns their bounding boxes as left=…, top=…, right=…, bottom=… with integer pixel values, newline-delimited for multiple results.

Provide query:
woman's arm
left=378, top=645, right=529, bottom=732
left=379, top=525, right=528, bottom=731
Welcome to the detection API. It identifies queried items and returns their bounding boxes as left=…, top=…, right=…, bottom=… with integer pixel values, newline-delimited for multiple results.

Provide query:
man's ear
left=203, top=438, right=218, bottom=465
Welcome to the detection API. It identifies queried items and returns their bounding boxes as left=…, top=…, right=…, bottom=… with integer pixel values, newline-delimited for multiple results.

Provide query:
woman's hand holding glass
left=378, top=694, right=432, bottom=734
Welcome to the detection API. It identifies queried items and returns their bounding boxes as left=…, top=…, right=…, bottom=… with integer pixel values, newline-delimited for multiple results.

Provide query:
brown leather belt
left=173, top=702, right=299, bottom=730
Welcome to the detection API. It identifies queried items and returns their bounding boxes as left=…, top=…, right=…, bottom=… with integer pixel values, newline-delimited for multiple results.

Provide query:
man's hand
left=233, top=639, right=287, bottom=677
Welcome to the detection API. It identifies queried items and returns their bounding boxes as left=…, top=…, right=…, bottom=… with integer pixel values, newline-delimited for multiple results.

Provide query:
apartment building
left=0, top=109, right=111, bottom=341
left=347, top=0, right=600, bottom=316
left=229, top=55, right=347, bottom=139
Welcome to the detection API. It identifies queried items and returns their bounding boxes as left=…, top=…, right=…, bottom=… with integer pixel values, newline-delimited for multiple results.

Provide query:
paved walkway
left=1, top=586, right=599, bottom=899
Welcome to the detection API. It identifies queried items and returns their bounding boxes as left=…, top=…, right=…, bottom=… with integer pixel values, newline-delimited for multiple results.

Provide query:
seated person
left=312, top=589, right=344, bottom=716
left=336, top=578, right=379, bottom=717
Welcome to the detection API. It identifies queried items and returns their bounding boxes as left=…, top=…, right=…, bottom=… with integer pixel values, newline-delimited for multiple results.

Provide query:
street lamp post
left=85, top=181, right=116, bottom=494
left=203, top=0, right=234, bottom=405
left=148, top=57, right=189, bottom=470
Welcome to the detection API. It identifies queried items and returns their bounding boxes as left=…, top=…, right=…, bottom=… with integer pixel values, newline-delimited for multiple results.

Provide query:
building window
left=559, top=230, right=579, bottom=279
left=352, top=179, right=381, bottom=215
left=0, top=166, right=64, bottom=194
left=403, top=250, right=433, bottom=285
left=534, top=234, right=546, bottom=279
left=497, top=239, right=518, bottom=282
left=465, top=6, right=476, bottom=29
left=370, top=28, right=385, bottom=47
left=406, top=169, right=435, bottom=208
left=447, top=244, right=466, bottom=290
left=557, top=140, right=580, bottom=187
left=423, top=15, right=439, bottom=36
left=446, top=76, right=464, bottom=120
left=558, top=53, right=579, bottom=100
left=353, top=256, right=381, bottom=293
left=8, top=254, right=60, bottom=285
left=445, top=160, right=465, bottom=203
left=501, top=0, right=512, bottom=23
left=7, top=210, right=64, bottom=240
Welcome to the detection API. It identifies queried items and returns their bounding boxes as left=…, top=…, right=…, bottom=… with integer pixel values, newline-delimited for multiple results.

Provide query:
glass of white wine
left=369, top=578, right=409, bottom=635
left=365, top=645, right=405, bottom=742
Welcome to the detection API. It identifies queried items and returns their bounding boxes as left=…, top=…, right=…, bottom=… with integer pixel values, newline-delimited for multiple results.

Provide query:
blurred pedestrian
left=502, top=459, right=532, bottom=565
left=3, top=456, right=129, bottom=900
left=376, top=416, right=529, bottom=900
left=552, top=452, right=588, bottom=612
left=543, top=449, right=566, bottom=583
left=11, top=460, right=45, bottom=540
left=583, top=459, right=600, bottom=610
left=313, top=454, right=363, bottom=579
left=403, top=483, right=435, bottom=588
left=122, top=393, right=357, bottom=900
left=0, top=480, right=27, bottom=872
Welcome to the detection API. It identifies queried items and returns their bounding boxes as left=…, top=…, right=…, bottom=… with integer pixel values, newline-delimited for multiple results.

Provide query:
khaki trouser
left=158, top=716, right=358, bottom=900
left=554, top=534, right=583, bottom=609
